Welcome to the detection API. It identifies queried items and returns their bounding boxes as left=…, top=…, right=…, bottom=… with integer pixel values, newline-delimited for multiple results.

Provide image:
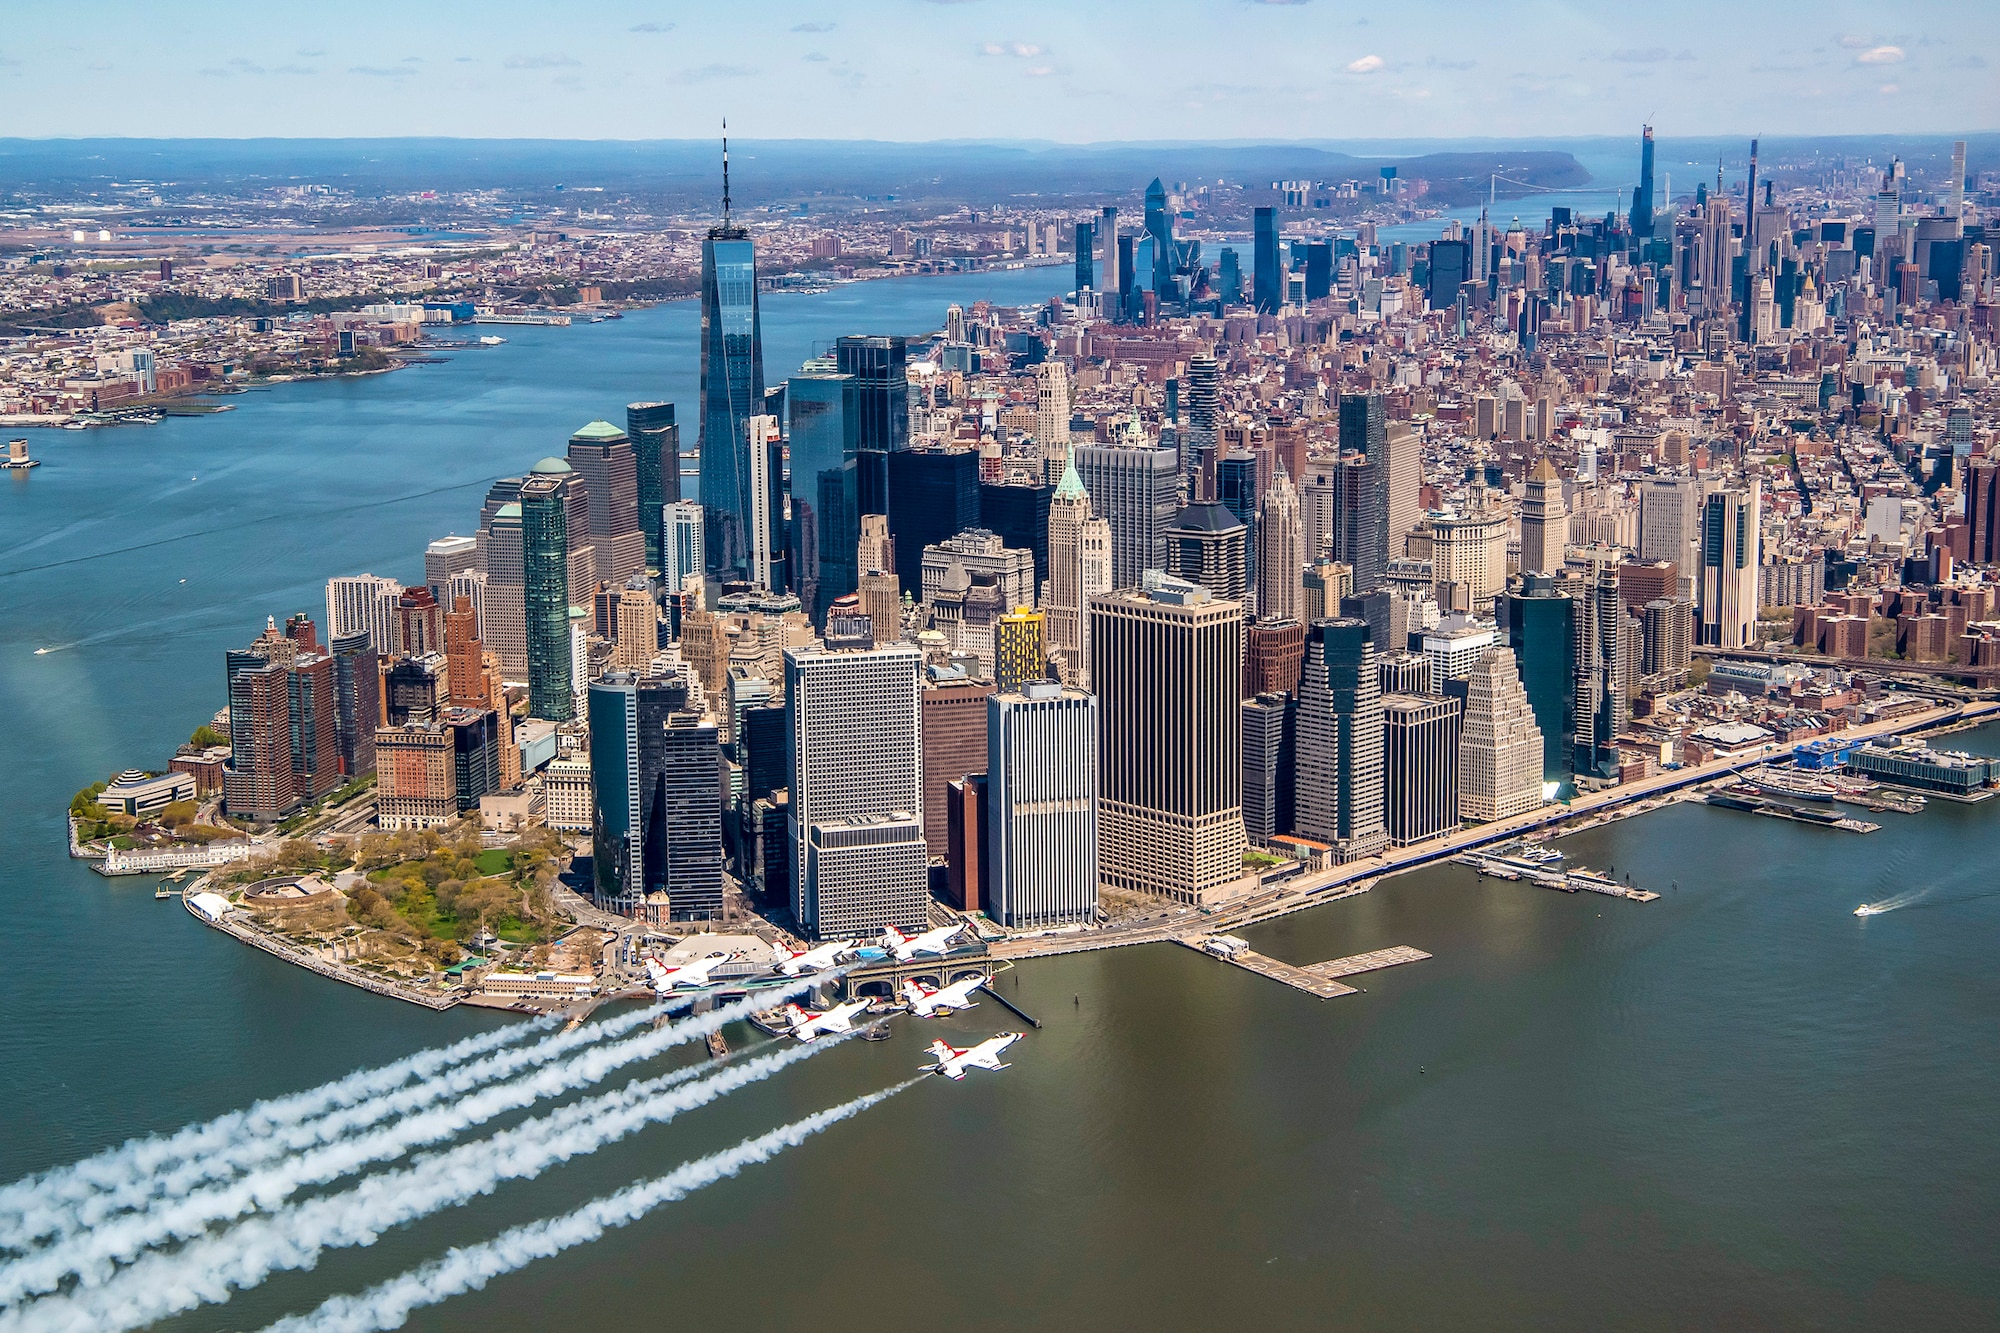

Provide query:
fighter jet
left=900, top=975, right=986, bottom=1017
left=923, top=1033, right=1022, bottom=1080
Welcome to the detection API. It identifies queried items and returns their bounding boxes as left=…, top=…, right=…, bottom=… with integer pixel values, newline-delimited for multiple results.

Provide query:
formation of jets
left=882, top=922, right=971, bottom=961
left=900, top=975, right=986, bottom=1017
left=923, top=1033, right=1022, bottom=1080
left=774, top=938, right=858, bottom=976
left=642, top=951, right=734, bottom=996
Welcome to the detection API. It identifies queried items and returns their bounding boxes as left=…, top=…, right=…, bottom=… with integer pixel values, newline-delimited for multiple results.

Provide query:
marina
left=1178, top=936, right=1434, bottom=999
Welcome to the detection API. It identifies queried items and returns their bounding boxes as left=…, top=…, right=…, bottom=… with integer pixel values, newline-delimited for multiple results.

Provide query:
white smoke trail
left=263, top=1081, right=920, bottom=1333
left=0, top=1019, right=551, bottom=1252
left=1, top=994, right=847, bottom=1332
left=4, top=1004, right=672, bottom=1254
left=0, top=1004, right=781, bottom=1307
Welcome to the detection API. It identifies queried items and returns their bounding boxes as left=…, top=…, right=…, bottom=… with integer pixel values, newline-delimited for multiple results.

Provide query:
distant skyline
left=4, top=0, right=1996, bottom=142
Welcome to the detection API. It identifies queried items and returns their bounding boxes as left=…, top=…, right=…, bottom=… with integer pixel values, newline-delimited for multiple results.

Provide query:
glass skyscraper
left=698, top=226, right=765, bottom=583
left=1500, top=573, right=1577, bottom=785
left=836, top=335, right=908, bottom=454
left=519, top=465, right=575, bottom=721
left=626, top=400, right=678, bottom=572
left=1253, top=206, right=1281, bottom=314
left=1145, top=177, right=1176, bottom=300
left=787, top=369, right=861, bottom=624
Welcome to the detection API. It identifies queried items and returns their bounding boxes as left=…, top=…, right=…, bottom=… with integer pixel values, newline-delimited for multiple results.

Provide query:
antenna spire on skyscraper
left=721, top=118, right=731, bottom=228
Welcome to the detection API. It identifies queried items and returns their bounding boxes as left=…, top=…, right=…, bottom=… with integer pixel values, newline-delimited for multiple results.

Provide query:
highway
left=991, top=698, right=1997, bottom=963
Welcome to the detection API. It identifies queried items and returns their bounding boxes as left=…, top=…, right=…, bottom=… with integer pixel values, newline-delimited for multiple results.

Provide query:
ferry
left=1745, top=773, right=1836, bottom=803
left=1513, top=843, right=1564, bottom=865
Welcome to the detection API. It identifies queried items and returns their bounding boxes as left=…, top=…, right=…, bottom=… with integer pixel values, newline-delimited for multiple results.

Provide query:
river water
left=3, top=266, right=1999, bottom=1331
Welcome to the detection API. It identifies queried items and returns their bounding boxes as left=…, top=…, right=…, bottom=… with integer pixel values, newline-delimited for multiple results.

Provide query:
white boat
left=1854, top=904, right=1884, bottom=917
left=478, top=335, right=506, bottom=346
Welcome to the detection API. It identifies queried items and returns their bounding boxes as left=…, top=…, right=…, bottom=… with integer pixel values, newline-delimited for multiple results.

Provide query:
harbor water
left=3, top=267, right=1999, bottom=1330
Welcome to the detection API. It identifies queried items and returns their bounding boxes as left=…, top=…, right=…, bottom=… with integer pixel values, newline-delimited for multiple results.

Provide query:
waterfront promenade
left=992, top=698, right=1999, bottom=963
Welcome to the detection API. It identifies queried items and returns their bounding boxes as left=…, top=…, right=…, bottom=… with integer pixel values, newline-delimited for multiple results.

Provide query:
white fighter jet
left=774, top=939, right=857, bottom=976
left=882, top=922, right=969, bottom=961
left=923, top=1033, right=1022, bottom=1080
left=782, top=1000, right=871, bottom=1041
left=642, top=952, right=733, bottom=996
left=900, top=975, right=986, bottom=1017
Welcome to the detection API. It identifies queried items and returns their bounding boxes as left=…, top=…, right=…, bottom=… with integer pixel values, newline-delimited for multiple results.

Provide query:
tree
left=190, top=725, right=227, bottom=748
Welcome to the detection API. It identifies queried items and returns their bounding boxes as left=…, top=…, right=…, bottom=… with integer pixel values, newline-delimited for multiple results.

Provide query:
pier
left=1177, top=938, right=1434, bottom=1000
left=1706, top=792, right=1880, bottom=833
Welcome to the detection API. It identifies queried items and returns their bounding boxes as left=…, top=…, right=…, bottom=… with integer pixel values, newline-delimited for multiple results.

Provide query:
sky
left=4, top=0, right=1996, bottom=142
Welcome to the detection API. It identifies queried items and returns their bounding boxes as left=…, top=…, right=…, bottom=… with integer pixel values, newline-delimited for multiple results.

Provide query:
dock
left=1177, top=938, right=1433, bottom=999
left=1707, top=792, right=1880, bottom=833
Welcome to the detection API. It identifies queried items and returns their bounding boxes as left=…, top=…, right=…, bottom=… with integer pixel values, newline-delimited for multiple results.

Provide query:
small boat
left=1854, top=903, right=1884, bottom=917
left=478, top=335, right=506, bottom=347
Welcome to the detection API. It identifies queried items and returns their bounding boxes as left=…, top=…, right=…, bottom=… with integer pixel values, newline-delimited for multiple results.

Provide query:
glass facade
left=698, top=233, right=765, bottom=583
left=787, top=371, right=860, bottom=624
left=886, top=448, right=981, bottom=595
left=1253, top=206, right=1281, bottom=314
left=519, top=473, right=574, bottom=721
left=627, top=401, right=678, bottom=572
left=1501, top=578, right=1576, bottom=784
left=835, top=335, right=908, bottom=454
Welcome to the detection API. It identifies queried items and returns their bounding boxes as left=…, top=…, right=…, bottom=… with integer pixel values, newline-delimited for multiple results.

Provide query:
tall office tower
left=1184, top=351, right=1220, bottom=480
left=1333, top=449, right=1387, bottom=595
left=1252, top=205, right=1281, bottom=314
left=1257, top=464, right=1304, bottom=622
left=1074, top=219, right=1094, bottom=295
left=612, top=580, right=659, bottom=671
left=1640, top=597, right=1694, bottom=681
left=858, top=512, right=894, bottom=580
left=995, top=607, right=1047, bottom=691
left=744, top=413, right=785, bottom=593
left=1696, top=479, right=1760, bottom=649
left=785, top=641, right=928, bottom=938
left=482, top=651, right=518, bottom=790
left=326, top=574, right=403, bottom=657
left=1091, top=574, right=1245, bottom=903
left=444, top=595, right=485, bottom=707
left=1302, top=558, right=1352, bottom=623
left=1382, top=694, right=1461, bottom=846
left=1075, top=430, right=1180, bottom=590
left=1240, top=691, right=1295, bottom=846
left=1299, top=464, right=1336, bottom=560
left=588, top=672, right=722, bottom=919
left=1519, top=456, right=1568, bottom=576
left=1296, top=618, right=1387, bottom=862
left=518, top=470, right=575, bottom=722
left=836, top=335, right=909, bottom=455
left=1742, top=137, right=1762, bottom=259
left=1573, top=561, right=1629, bottom=779
left=1145, top=177, right=1177, bottom=299
left=978, top=480, right=1053, bottom=591
left=1116, top=235, right=1137, bottom=319
left=1950, top=140, right=1968, bottom=223
left=920, top=669, right=994, bottom=860
left=1245, top=617, right=1305, bottom=699
left=424, top=535, right=477, bottom=595
left=1459, top=646, right=1544, bottom=820
left=1700, top=198, right=1734, bottom=313
left=921, top=529, right=1036, bottom=611
left=286, top=650, right=340, bottom=804
left=886, top=448, right=981, bottom=595
left=1968, top=457, right=2000, bottom=565
left=698, top=139, right=765, bottom=584
left=1632, top=125, right=1656, bottom=241
left=1216, top=449, right=1259, bottom=562
left=859, top=570, right=902, bottom=645
left=1303, top=241, right=1333, bottom=301
left=328, top=631, right=379, bottom=778
left=627, top=401, right=679, bottom=570
left=1098, top=205, right=1120, bottom=311
left=446, top=570, right=486, bottom=643
left=662, top=501, right=705, bottom=606
left=988, top=681, right=1098, bottom=928
left=223, top=652, right=295, bottom=820
left=1044, top=458, right=1112, bottom=688
left=1166, top=501, right=1249, bottom=603
left=1499, top=573, right=1575, bottom=784
left=1427, top=501, right=1510, bottom=612
left=1035, top=361, right=1071, bottom=476
left=1385, top=423, right=1420, bottom=560
left=1638, top=475, right=1701, bottom=576
left=397, top=586, right=443, bottom=657
left=567, top=420, right=645, bottom=588
left=787, top=367, right=859, bottom=623
left=1428, top=238, right=1470, bottom=308
left=1217, top=248, right=1243, bottom=304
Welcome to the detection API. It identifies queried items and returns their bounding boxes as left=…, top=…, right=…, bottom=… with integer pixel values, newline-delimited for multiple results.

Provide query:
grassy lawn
left=473, top=848, right=513, bottom=876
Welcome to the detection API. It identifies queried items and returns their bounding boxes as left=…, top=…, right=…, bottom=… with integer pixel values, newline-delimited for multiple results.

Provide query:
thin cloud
left=1836, top=33, right=1873, bottom=49
left=792, top=21, right=836, bottom=32
left=348, top=65, right=415, bottom=77
left=981, top=42, right=1046, bottom=57
left=630, top=22, right=674, bottom=33
left=1346, top=54, right=1385, bottom=74
left=1607, top=47, right=1671, bottom=62
left=670, top=63, right=754, bottom=84
left=802, top=52, right=830, bottom=62
left=504, top=54, right=582, bottom=69
left=1878, top=82, right=1900, bottom=94
left=1426, top=56, right=1476, bottom=71
left=296, top=47, right=325, bottom=57
left=1025, top=65, right=1054, bottom=76
left=1854, top=45, right=1905, bottom=64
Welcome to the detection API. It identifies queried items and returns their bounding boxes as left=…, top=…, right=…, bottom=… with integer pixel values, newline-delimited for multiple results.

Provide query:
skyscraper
left=1257, top=464, right=1304, bottom=622
left=1253, top=206, right=1281, bottom=314
left=995, top=607, right=1047, bottom=692
left=1697, top=480, right=1761, bottom=649
left=1499, top=573, right=1577, bottom=785
left=787, top=367, right=860, bottom=623
left=1076, top=428, right=1180, bottom=590
left=1571, top=558, right=1630, bottom=780
left=1241, top=691, right=1295, bottom=846
left=836, top=335, right=909, bottom=454
left=1044, top=457, right=1112, bottom=688
left=589, top=671, right=722, bottom=919
left=698, top=138, right=765, bottom=583
left=885, top=448, right=981, bottom=596
left=328, top=631, right=379, bottom=779
left=662, top=501, right=705, bottom=601
left=785, top=641, right=927, bottom=938
left=1385, top=422, right=1421, bottom=561
left=627, top=401, right=679, bottom=571
left=1459, top=646, right=1545, bottom=821
left=1099, top=205, right=1120, bottom=313
left=1184, top=351, right=1220, bottom=482
left=325, top=574, right=402, bottom=657
left=1145, top=176, right=1177, bottom=300
left=1035, top=361, right=1071, bottom=477
left=1296, top=617, right=1387, bottom=863
left=988, top=681, right=1098, bottom=928
left=1428, top=238, right=1470, bottom=308
left=1381, top=694, right=1460, bottom=846
left=1090, top=574, right=1245, bottom=903
left=920, top=668, right=993, bottom=860
left=1073, top=218, right=1094, bottom=295
left=518, top=468, right=575, bottom=722
left=1632, top=124, right=1657, bottom=241
left=1166, top=501, right=1248, bottom=604
left=566, top=419, right=645, bottom=587
left=1216, top=449, right=1260, bottom=568
left=744, top=413, right=785, bottom=593
left=1519, top=455, right=1568, bottom=576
